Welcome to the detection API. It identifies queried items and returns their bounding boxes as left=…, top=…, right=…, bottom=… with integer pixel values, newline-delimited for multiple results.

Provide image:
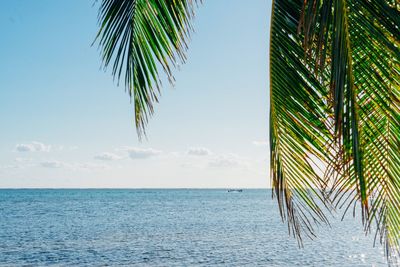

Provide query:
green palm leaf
left=272, top=0, right=400, bottom=261
left=270, top=0, right=334, bottom=242
left=342, top=1, right=400, bottom=261
left=94, top=0, right=198, bottom=136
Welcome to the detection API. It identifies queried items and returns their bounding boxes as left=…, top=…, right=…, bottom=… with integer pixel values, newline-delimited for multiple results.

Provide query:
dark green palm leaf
left=94, top=0, right=199, bottom=136
left=273, top=0, right=400, bottom=262
left=270, top=0, right=334, bottom=242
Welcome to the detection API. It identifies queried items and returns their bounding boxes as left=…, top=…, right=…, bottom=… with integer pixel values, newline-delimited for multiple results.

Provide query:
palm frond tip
left=95, top=0, right=199, bottom=136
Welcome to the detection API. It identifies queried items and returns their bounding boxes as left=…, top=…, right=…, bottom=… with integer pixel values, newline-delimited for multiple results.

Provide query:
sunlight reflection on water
left=0, top=189, right=387, bottom=266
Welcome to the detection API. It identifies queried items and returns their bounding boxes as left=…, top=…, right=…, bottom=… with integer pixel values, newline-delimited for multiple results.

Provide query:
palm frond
left=270, top=0, right=333, bottom=242
left=272, top=0, right=400, bottom=262
left=347, top=1, right=400, bottom=262
left=94, top=0, right=199, bottom=136
left=299, top=0, right=400, bottom=261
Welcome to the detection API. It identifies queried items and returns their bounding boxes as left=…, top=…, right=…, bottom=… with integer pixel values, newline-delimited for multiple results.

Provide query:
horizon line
left=0, top=187, right=271, bottom=190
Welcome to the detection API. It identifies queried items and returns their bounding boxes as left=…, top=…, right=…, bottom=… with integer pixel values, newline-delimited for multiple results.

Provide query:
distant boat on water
left=227, top=189, right=243, bottom=193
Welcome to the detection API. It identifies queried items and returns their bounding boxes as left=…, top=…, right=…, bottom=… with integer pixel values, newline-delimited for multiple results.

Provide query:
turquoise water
left=0, top=189, right=386, bottom=266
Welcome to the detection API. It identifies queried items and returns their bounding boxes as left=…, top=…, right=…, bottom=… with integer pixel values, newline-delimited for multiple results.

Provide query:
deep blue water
left=0, top=189, right=386, bottom=266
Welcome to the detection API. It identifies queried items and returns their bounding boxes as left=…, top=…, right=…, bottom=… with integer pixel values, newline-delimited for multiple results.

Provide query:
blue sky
left=0, top=0, right=272, bottom=188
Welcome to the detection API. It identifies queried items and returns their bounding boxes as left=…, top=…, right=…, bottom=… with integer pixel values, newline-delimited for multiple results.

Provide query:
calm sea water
left=0, top=189, right=386, bottom=266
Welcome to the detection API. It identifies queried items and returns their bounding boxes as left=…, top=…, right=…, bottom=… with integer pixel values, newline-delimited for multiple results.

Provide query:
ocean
left=0, top=189, right=386, bottom=266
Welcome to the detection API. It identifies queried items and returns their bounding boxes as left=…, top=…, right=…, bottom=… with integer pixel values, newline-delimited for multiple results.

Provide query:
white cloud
left=252, top=140, right=268, bottom=147
left=41, top=160, right=64, bottom=168
left=208, top=154, right=242, bottom=168
left=76, top=162, right=109, bottom=171
left=15, top=157, right=33, bottom=163
left=15, top=144, right=34, bottom=152
left=127, top=147, right=162, bottom=159
left=40, top=160, right=109, bottom=171
left=15, top=142, right=51, bottom=152
left=187, top=147, right=211, bottom=156
left=0, top=164, right=20, bottom=170
left=94, top=152, right=122, bottom=161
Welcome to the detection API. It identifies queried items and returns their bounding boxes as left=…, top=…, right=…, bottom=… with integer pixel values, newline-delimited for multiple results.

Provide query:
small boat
left=227, top=189, right=243, bottom=193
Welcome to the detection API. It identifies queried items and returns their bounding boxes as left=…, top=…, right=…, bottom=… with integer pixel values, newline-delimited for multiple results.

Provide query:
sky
left=0, top=0, right=272, bottom=188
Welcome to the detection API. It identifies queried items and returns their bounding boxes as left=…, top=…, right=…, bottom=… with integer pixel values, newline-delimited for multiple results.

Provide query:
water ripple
left=0, top=189, right=386, bottom=266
